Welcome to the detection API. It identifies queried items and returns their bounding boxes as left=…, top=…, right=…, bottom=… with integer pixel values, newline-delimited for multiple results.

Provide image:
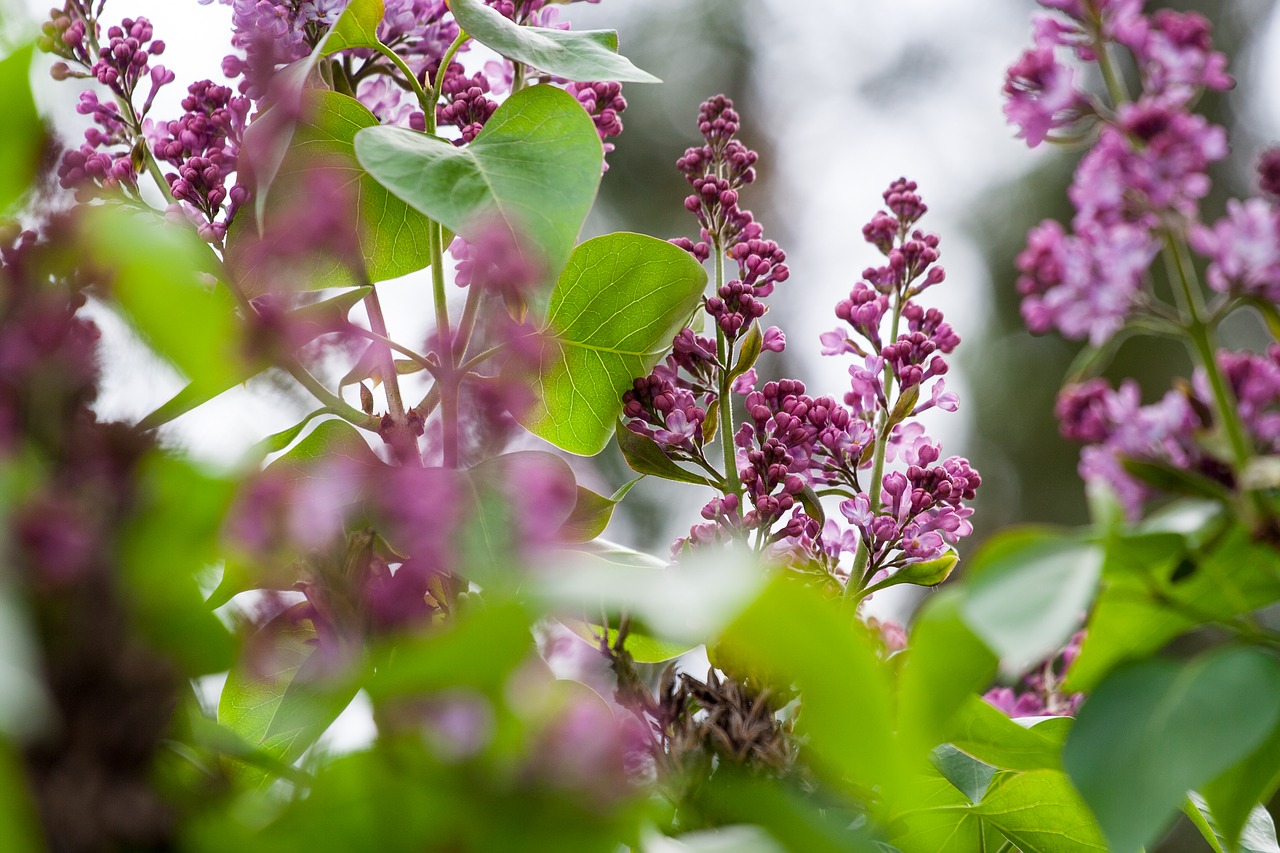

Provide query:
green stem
left=1093, top=30, right=1128, bottom=108
left=373, top=42, right=432, bottom=117
left=868, top=300, right=904, bottom=516
left=427, top=31, right=470, bottom=134
left=453, top=281, right=484, bottom=362
left=350, top=326, right=440, bottom=381
left=714, top=244, right=742, bottom=500
left=429, top=217, right=458, bottom=467
left=362, top=287, right=406, bottom=422
left=1162, top=236, right=1253, bottom=471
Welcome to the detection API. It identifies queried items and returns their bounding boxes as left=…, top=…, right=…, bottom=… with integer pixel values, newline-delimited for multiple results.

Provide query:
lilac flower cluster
left=673, top=96, right=789, bottom=342
left=567, top=81, right=627, bottom=165
left=43, top=6, right=174, bottom=199
left=626, top=96, right=981, bottom=586
left=1059, top=347, right=1280, bottom=518
left=152, top=81, right=251, bottom=241
left=1006, top=0, right=1231, bottom=343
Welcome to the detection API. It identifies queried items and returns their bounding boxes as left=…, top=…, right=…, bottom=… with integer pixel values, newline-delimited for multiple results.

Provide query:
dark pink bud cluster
left=92, top=17, right=167, bottom=100
left=435, top=61, right=500, bottom=144
left=622, top=373, right=707, bottom=452
left=567, top=81, right=627, bottom=165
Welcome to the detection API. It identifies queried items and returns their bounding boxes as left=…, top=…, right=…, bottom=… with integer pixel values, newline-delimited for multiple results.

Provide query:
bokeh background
left=6, top=0, right=1280, bottom=845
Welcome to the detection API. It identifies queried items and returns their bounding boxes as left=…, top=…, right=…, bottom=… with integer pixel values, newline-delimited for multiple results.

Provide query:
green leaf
left=931, top=745, right=996, bottom=804
left=1066, top=523, right=1280, bottom=691
left=946, top=695, right=1065, bottom=772
left=449, top=0, right=660, bottom=83
left=729, top=321, right=764, bottom=383
left=1187, top=792, right=1280, bottom=853
left=0, top=45, right=42, bottom=213
left=536, top=540, right=764, bottom=648
left=230, top=90, right=434, bottom=292
left=522, top=233, right=708, bottom=455
left=556, top=480, right=640, bottom=543
left=1063, top=647, right=1280, bottom=853
left=970, top=769, right=1108, bottom=852
left=252, top=409, right=329, bottom=458
left=0, top=741, right=41, bottom=853
left=139, top=287, right=370, bottom=429
left=1201, top=719, right=1280, bottom=853
left=355, top=84, right=602, bottom=282
left=960, top=528, right=1101, bottom=676
left=898, top=592, right=999, bottom=752
left=616, top=421, right=716, bottom=486
left=321, top=0, right=385, bottom=53
left=219, top=603, right=358, bottom=780
left=719, top=577, right=903, bottom=797
left=119, top=455, right=237, bottom=676
left=80, top=206, right=244, bottom=394
left=1121, top=457, right=1233, bottom=502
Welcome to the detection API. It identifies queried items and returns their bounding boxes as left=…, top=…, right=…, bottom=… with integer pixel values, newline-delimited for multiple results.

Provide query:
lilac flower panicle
left=1189, top=198, right=1280, bottom=302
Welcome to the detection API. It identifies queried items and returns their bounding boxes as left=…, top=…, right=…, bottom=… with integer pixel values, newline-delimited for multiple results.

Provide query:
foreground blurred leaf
left=1063, top=647, right=1280, bottom=853
left=959, top=528, right=1101, bottom=677
left=719, top=577, right=901, bottom=797
left=898, top=591, right=998, bottom=752
left=219, top=602, right=358, bottom=781
left=1067, top=523, right=1280, bottom=691
left=1201, top=719, right=1280, bottom=853
left=119, top=455, right=236, bottom=675
left=0, top=740, right=40, bottom=853
left=80, top=206, right=243, bottom=395
left=0, top=45, right=42, bottom=213
left=523, top=233, right=708, bottom=455
left=356, top=84, right=601, bottom=281
left=449, top=0, right=660, bottom=83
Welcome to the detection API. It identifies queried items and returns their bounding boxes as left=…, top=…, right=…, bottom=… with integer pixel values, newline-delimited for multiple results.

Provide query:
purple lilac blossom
left=1189, top=198, right=1280, bottom=302
left=1005, top=1, right=1232, bottom=346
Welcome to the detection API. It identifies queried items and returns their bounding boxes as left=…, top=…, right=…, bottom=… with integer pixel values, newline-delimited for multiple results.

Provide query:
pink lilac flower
left=1056, top=378, right=1205, bottom=518
left=1189, top=198, right=1280, bottom=302
left=1003, top=44, right=1087, bottom=147
left=1016, top=219, right=1159, bottom=345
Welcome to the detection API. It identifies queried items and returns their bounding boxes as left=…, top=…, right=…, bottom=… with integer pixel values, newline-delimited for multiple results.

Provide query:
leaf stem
left=373, top=41, right=432, bottom=119
left=362, top=286, right=406, bottom=421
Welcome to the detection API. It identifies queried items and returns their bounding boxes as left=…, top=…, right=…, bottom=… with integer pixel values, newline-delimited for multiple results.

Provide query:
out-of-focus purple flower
left=1260, top=148, right=1280, bottom=199
left=1070, top=103, right=1226, bottom=229
left=984, top=630, right=1085, bottom=717
left=1189, top=198, right=1280, bottom=301
left=1016, top=218, right=1159, bottom=345
left=1004, top=45, right=1087, bottom=147
left=1129, top=9, right=1232, bottom=102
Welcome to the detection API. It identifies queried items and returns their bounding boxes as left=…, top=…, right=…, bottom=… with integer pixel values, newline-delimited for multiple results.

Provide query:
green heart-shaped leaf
left=449, top=0, right=659, bottom=83
left=521, top=232, right=707, bottom=456
left=354, top=84, right=602, bottom=280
